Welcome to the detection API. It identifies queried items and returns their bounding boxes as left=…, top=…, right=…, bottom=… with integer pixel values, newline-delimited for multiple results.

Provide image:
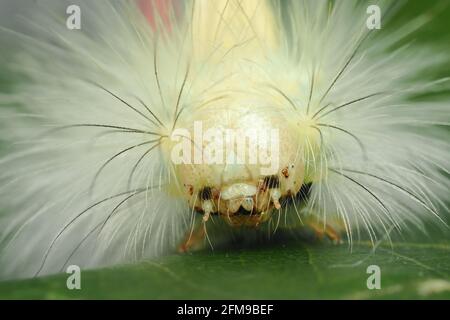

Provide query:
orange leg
left=305, top=219, right=343, bottom=244
left=178, top=223, right=206, bottom=253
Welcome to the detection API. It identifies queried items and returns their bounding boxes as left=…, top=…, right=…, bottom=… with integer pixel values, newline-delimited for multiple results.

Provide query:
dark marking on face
left=236, top=206, right=253, bottom=216
left=199, top=186, right=212, bottom=200
left=184, top=184, right=194, bottom=196
left=263, top=175, right=280, bottom=188
left=282, top=167, right=289, bottom=178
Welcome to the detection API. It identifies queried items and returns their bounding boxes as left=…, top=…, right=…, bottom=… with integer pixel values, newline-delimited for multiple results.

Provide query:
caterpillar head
left=163, top=95, right=322, bottom=227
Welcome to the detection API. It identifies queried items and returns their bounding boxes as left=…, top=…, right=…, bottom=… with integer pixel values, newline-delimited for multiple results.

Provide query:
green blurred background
left=0, top=0, right=449, bottom=299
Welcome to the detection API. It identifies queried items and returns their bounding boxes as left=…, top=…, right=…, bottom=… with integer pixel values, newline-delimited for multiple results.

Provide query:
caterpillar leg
left=302, top=217, right=343, bottom=245
left=178, top=212, right=210, bottom=253
left=178, top=223, right=205, bottom=253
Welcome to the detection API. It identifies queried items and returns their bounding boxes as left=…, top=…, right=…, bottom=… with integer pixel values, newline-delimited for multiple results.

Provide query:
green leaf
left=1, top=238, right=449, bottom=299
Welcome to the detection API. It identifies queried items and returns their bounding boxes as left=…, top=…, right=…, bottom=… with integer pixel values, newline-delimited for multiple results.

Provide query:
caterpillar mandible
left=0, top=0, right=448, bottom=280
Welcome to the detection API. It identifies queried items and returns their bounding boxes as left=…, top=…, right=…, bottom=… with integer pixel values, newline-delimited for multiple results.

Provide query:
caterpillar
left=0, top=0, right=448, bottom=280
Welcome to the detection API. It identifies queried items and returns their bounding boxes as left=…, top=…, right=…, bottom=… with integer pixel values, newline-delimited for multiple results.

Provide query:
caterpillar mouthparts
left=192, top=180, right=282, bottom=227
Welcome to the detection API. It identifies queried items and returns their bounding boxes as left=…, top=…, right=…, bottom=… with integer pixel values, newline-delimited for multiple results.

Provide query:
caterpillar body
left=0, top=0, right=449, bottom=280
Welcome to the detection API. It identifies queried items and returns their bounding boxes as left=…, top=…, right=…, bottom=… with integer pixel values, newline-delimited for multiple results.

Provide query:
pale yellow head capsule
left=163, top=98, right=322, bottom=227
